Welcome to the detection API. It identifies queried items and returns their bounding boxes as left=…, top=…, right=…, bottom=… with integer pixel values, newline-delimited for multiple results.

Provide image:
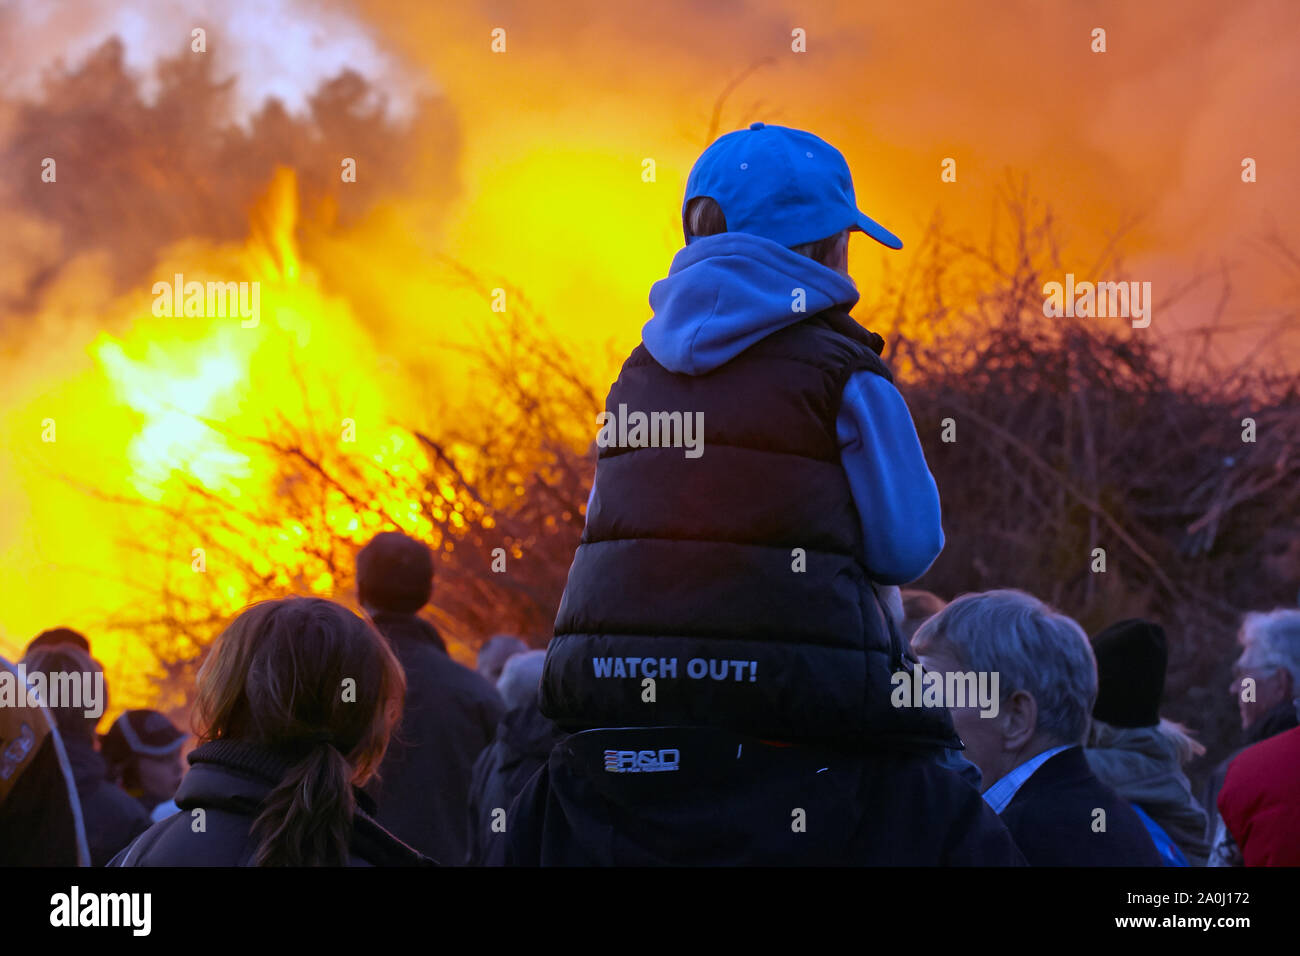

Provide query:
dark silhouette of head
left=355, top=531, right=435, bottom=615
left=25, top=627, right=91, bottom=658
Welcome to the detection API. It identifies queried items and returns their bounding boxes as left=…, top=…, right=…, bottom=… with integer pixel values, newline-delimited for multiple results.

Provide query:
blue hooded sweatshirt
left=633, top=231, right=943, bottom=585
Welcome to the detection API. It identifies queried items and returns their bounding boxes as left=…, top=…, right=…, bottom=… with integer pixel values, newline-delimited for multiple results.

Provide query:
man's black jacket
left=999, top=745, right=1163, bottom=866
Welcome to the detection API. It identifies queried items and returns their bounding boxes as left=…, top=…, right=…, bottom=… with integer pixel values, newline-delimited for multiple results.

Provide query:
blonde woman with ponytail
left=110, top=597, right=428, bottom=866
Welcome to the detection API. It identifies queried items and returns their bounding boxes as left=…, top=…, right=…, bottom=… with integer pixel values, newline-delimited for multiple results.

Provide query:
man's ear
left=1001, top=690, right=1038, bottom=751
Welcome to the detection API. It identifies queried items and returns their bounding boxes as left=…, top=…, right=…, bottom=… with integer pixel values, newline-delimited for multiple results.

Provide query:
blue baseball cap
left=682, top=122, right=902, bottom=250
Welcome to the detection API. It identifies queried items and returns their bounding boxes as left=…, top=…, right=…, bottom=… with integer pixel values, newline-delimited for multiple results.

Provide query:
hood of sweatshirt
left=1084, top=721, right=1205, bottom=817
left=1084, top=720, right=1210, bottom=863
left=644, top=232, right=862, bottom=375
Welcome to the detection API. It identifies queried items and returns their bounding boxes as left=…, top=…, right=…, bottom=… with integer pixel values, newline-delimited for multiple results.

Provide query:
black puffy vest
left=541, top=309, right=956, bottom=753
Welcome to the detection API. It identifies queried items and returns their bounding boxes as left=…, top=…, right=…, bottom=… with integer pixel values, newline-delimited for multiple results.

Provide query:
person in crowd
left=22, top=641, right=151, bottom=866
left=465, top=649, right=566, bottom=865
left=0, top=651, right=85, bottom=865
left=101, top=709, right=189, bottom=823
left=913, top=589, right=1163, bottom=866
left=1083, top=619, right=1209, bottom=865
left=901, top=589, right=948, bottom=642
left=1201, top=608, right=1300, bottom=843
left=110, top=596, right=425, bottom=866
left=892, top=587, right=979, bottom=789
left=507, top=124, right=1024, bottom=866
left=1212, top=723, right=1300, bottom=866
left=478, top=634, right=528, bottom=683
left=897, top=588, right=981, bottom=790
left=25, top=626, right=91, bottom=657
left=356, top=531, right=505, bottom=864
left=1204, top=608, right=1300, bottom=864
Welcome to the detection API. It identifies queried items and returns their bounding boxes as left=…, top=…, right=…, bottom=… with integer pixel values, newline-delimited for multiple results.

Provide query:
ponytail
left=194, top=598, right=405, bottom=867
left=252, top=740, right=356, bottom=866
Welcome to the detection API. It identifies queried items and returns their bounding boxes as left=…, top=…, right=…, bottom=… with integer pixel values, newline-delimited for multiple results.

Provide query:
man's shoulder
left=1005, top=748, right=1110, bottom=812
left=407, top=647, right=504, bottom=711
left=1002, top=747, right=1161, bottom=864
left=433, top=651, right=499, bottom=693
left=873, top=751, right=1017, bottom=824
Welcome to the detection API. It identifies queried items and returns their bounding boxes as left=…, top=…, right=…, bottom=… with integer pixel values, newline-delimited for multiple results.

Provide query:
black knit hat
left=356, top=531, right=434, bottom=614
left=1090, top=618, right=1167, bottom=728
left=26, top=627, right=91, bottom=657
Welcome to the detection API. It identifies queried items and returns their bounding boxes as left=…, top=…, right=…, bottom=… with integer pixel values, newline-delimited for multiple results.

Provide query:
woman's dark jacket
left=108, top=739, right=430, bottom=866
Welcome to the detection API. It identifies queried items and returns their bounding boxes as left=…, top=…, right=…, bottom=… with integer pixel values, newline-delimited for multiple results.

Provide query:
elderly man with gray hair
left=913, top=589, right=1162, bottom=866
left=1205, top=608, right=1300, bottom=865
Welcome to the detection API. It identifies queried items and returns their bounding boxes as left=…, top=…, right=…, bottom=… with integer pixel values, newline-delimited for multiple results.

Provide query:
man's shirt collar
left=982, top=744, right=1073, bottom=814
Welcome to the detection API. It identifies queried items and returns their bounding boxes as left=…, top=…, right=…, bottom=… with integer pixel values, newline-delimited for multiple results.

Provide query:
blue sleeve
left=836, top=370, right=944, bottom=584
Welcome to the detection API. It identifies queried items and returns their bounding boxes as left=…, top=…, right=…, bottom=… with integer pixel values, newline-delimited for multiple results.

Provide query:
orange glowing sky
left=0, top=0, right=1297, bottom=691
left=357, top=0, right=1299, bottom=346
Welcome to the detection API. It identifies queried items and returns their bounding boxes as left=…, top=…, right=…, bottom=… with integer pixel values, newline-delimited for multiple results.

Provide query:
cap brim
left=855, top=211, right=903, bottom=250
